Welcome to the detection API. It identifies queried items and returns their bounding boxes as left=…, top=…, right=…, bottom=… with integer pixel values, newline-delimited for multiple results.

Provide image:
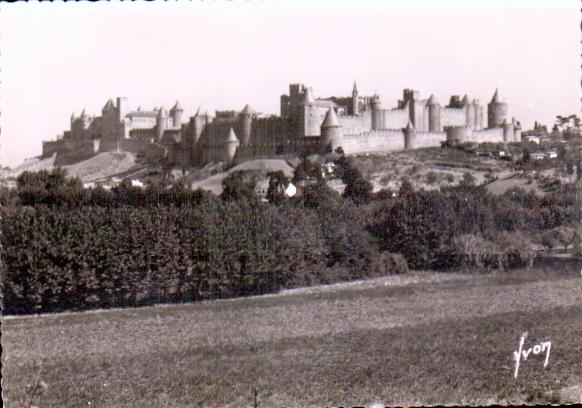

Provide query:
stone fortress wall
left=41, top=82, right=521, bottom=168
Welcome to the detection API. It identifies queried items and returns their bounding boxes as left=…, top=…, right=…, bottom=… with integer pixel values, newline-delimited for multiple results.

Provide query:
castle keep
left=42, top=83, right=521, bottom=166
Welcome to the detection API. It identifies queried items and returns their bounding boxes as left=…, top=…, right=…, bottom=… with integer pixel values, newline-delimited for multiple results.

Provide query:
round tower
left=514, top=120, right=522, bottom=143
left=156, top=106, right=168, bottom=141
left=320, top=107, right=343, bottom=153
left=298, top=87, right=320, bottom=137
left=472, top=99, right=482, bottom=130
left=463, top=96, right=475, bottom=130
left=223, top=127, right=240, bottom=162
left=445, top=126, right=472, bottom=145
left=487, top=89, right=508, bottom=128
left=170, top=100, right=183, bottom=128
left=502, top=119, right=513, bottom=143
left=427, top=94, right=441, bottom=132
left=370, top=95, right=382, bottom=130
left=351, top=81, right=359, bottom=116
left=238, top=104, right=254, bottom=145
left=403, top=120, right=417, bottom=150
left=80, top=109, right=88, bottom=130
left=190, top=108, right=204, bottom=144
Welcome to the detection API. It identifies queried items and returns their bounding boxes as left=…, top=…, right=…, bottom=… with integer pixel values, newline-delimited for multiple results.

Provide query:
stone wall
left=340, top=130, right=405, bottom=154
left=50, top=138, right=99, bottom=166
left=413, top=131, right=447, bottom=148
left=441, top=107, right=466, bottom=128
left=470, top=127, right=504, bottom=144
left=377, top=108, right=409, bottom=130
left=338, top=112, right=371, bottom=134
left=250, top=117, right=295, bottom=145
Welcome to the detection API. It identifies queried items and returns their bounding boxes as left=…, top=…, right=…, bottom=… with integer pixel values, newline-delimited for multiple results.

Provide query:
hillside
left=190, top=159, right=295, bottom=194
left=2, top=264, right=581, bottom=407
left=63, top=151, right=138, bottom=182
left=4, top=152, right=141, bottom=183
left=4, top=153, right=58, bottom=177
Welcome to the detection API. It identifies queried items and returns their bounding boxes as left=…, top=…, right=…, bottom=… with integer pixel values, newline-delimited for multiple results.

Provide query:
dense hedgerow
left=1, top=167, right=578, bottom=314
left=1, top=180, right=406, bottom=314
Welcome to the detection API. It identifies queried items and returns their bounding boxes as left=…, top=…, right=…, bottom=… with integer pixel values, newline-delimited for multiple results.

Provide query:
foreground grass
left=2, top=268, right=582, bottom=407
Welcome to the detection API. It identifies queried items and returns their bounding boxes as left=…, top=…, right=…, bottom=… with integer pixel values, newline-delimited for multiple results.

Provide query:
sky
left=0, top=0, right=579, bottom=167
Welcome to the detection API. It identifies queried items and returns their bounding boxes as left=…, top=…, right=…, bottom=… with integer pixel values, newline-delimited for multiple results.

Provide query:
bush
left=221, top=170, right=259, bottom=202
left=426, top=171, right=438, bottom=185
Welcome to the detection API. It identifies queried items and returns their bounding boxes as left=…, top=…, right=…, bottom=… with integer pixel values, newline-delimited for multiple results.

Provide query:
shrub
left=426, top=171, right=438, bottom=185
left=221, top=170, right=259, bottom=202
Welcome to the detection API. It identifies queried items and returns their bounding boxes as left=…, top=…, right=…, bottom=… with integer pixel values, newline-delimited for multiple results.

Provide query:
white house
left=285, top=182, right=297, bottom=197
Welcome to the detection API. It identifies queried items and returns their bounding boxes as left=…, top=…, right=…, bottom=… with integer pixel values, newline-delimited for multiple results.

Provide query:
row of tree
left=1, top=155, right=578, bottom=314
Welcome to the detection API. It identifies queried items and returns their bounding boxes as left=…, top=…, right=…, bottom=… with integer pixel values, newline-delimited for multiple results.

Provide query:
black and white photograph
left=1, top=1, right=581, bottom=406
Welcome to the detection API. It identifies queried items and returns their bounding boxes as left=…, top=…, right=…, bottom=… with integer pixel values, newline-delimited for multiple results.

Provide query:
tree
left=298, top=178, right=342, bottom=209
left=341, top=166, right=372, bottom=204
left=567, top=160, right=574, bottom=177
left=16, top=168, right=86, bottom=206
left=426, top=171, right=438, bottom=185
left=398, top=178, right=414, bottom=198
left=221, top=170, right=258, bottom=202
left=540, top=230, right=559, bottom=253
left=556, top=225, right=577, bottom=251
left=461, top=172, right=476, bottom=186
left=266, top=170, right=290, bottom=205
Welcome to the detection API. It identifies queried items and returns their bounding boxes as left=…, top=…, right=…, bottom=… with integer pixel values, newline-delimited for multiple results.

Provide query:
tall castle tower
left=298, top=87, right=320, bottom=138
left=238, top=104, right=254, bottom=145
left=472, top=98, right=483, bottom=130
left=320, top=107, right=343, bottom=153
left=156, top=106, right=168, bottom=141
left=427, top=94, right=441, bottom=132
left=403, top=120, right=417, bottom=150
left=351, top=81, right=359, bottom=116
left=487, top=89, right=508, bottom=128
left=170, top=100, right=183, bottom=128
left=224, top=128, right=240, bottom=162
left=370, top=95, right=382, bottom=130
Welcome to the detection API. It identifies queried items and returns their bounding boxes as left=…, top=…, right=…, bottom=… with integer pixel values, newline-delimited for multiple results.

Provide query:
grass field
left=2, top=265, right=582, bottom=407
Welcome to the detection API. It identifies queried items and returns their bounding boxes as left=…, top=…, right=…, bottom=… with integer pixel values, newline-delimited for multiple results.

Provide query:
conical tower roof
left=300, top=87, right=315, bottom=105
left=102, top=99, right=114, bottom=111
left=226, top=127, right=239, bottom=143
left=461, top=95, right=469, bottom=106
left=490, top=89, right=500, bottom=103
left=427, top=94, right=440, bottom=106
left=240, top=104, right=255, bottom=115
left=157, top=106, right=167, bottom=118
left=194, top=107, right=201, bottom=117
left=80, top=108, right=87, bottom=118
left=170, top=100, right=183, bottom=112
left=321, top=107, right=340, bottom=128
left=352, top=81, right=358, bottom=94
